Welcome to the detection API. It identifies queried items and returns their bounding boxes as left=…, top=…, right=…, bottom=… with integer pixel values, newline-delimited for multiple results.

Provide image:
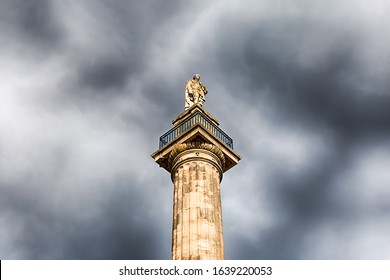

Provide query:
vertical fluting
left=171, top=147, right=224, bottom=260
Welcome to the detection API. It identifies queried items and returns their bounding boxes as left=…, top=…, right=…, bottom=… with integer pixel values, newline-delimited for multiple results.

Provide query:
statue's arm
left=200, top=82, right=208, bottom=95
left=185, top=80, right=193, bottom=93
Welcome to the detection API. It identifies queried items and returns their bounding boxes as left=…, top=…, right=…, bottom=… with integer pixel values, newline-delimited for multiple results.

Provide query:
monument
left=151, top=74, right=241, bottom=260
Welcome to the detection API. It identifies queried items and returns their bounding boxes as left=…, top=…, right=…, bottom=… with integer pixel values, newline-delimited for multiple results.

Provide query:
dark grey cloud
left=77, top=53, right=132, bottom=92
left=211, top=15, right=390, bottom=137
left=231, top=145, right=349, bottom=259
left=1, top=0, right=390, bottom=260
left=0, top=0, right=65, bottom=54
left=0, top=178, right=162, bottom=259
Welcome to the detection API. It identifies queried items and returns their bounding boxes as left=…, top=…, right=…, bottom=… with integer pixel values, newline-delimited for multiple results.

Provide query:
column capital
left=168, top=141, right=225, bottom=169
left=169, top=142, right=225, bottom=182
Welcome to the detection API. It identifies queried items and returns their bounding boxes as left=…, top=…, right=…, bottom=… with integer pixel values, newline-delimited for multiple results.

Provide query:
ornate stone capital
left=168, top=141, right=226, bottom=171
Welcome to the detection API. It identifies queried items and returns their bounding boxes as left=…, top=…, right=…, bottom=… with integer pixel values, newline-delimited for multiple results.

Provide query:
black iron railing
left=159, top=111, right=234, bottom=149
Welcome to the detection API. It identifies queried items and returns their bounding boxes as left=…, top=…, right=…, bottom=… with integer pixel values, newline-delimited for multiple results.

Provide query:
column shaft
left=171, top=149, right=224, bottom=260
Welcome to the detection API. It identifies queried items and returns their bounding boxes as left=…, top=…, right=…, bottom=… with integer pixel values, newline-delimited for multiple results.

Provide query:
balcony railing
left=159, top=111, right=234, bottom=149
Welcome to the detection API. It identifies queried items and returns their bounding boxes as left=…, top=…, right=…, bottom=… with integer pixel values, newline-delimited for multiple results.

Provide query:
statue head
left=193, top=73, right=200, bottom=81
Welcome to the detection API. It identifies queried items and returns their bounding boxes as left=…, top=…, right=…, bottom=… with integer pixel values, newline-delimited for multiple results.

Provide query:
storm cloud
left=1, top=0, right=390, bottom=259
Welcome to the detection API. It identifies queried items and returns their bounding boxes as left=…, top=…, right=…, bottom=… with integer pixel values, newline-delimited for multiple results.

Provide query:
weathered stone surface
left=151, top=106, right=241, bottom=260
left=171, top=147, right=224, bottom=260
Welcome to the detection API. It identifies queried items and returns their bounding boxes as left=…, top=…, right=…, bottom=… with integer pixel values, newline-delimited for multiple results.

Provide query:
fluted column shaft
left=171, top=148, right=224, bottom=260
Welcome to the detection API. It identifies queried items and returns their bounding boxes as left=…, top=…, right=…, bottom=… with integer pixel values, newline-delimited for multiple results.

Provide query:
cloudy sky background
left=1, top=0, right=390, bottom=259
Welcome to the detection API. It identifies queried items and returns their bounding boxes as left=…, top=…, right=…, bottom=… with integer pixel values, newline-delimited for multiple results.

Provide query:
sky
left=1, top=0, right=390, bottom=260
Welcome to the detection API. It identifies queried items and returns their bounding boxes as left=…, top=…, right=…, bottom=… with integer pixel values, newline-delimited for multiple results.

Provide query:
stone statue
left=185, top=74, right=208, bottom=110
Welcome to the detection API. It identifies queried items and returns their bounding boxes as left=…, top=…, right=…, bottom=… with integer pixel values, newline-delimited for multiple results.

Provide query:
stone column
left=169, top=142, right=225, bottom=260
